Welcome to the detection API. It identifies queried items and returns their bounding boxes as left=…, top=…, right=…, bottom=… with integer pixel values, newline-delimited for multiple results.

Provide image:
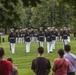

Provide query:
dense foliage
left=0, top=0, right=76, bottom=33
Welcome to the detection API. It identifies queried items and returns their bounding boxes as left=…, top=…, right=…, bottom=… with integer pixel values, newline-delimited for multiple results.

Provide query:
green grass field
left=0, top=35, right=76, bottom=75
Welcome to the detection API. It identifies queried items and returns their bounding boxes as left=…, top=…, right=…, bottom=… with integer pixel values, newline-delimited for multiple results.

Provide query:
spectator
left=64, top=44, right=76, bottom=75
left=0, top=47, right=12, bottom=75
left=52, top=49, right=70, bottom=75
left=7, top=58, right=18, bottom=75
left=31, top=47, right=51, bottom=75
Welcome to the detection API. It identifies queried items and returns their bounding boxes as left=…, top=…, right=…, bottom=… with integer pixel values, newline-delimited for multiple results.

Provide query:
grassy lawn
left=0, top=35, right=76, bottom=75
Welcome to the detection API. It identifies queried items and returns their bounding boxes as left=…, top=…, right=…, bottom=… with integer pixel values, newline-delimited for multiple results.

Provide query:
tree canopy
left=0, top=0, right=41, bottom=32
left=0, top=0, right=76, bottom=33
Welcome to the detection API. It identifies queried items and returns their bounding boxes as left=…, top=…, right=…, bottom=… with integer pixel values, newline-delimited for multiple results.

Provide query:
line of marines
left=8, top=27, right=71, bottom=54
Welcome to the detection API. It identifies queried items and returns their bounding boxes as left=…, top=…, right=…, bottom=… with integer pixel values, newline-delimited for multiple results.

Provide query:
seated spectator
left=31, top=47, right=51, bottom=75
left=7, top=58, right=18, bottom=75
left=0, top=47, right=12, bottom=75
left=52, top=49, right=70, bottom=75
left=64, top=44, right=76, bottom=75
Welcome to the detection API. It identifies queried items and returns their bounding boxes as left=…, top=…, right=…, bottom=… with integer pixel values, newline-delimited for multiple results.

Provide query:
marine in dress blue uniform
left=25, top=30, right=31, bottom=53
left=63, top=29, right=68, bottom=46
left=51, top=29, right=56, bottom=50
left=45, top=29, right=52, bottom=53
left=38, top=31, right=44, bottom=47
left=9, top=30, right=16, bottom=54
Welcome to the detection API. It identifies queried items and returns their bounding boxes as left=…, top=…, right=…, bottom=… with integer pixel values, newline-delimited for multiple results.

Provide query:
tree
left=29, top=0, right=74, bottom=29
left=0, top=0, right=41, bottom=33
left=0, top=0, right=76, bottom=33
left=59, top=0, right=76, bottom=16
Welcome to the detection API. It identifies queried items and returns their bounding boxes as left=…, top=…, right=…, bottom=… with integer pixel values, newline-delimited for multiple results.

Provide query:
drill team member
left=38, top=30, right=44, bottom=47
left=63, top=29, right=68, bottom=46
left=45, top=29, right=52, bottom=53
left=9, top=30, right=16, bottom=54
left=25, top=30, right=31, bottom=53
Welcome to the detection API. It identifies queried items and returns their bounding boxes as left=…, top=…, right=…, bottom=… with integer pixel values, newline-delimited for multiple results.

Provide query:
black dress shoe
left=49, top=51, right=53, bottom=53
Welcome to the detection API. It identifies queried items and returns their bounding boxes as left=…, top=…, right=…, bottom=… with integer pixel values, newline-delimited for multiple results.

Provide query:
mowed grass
left=0, top=35, right=76, bottom=75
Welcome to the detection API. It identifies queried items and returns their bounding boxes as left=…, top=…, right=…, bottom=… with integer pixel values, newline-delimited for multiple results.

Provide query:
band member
left=45, top=29, right=52, bottom=53
left=38, top=30, right=44, bottom=47
left=25, top=30, right=31, bottom=53
left=9, top=30, right=16, bottom=54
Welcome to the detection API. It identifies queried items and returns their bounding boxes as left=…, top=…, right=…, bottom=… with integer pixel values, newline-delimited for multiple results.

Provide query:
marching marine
left=9, top=30, right=16, bottom=54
